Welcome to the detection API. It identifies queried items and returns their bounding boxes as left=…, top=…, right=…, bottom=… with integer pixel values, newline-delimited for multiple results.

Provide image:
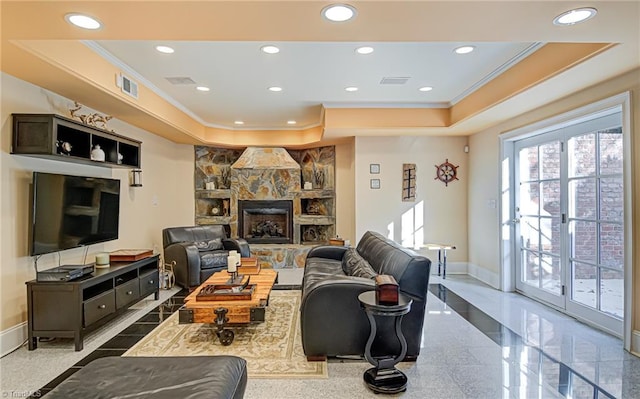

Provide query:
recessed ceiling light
left=196, top=86, right=210, bottom=92
left=345, top=86, right=358, bottom=92
left=454, top=46, right=475, bottom=54
left=418, top=86, right=433, bottom=92
left=322, top=4, right=357, bottom=22
left=65, top=13, right=101, bottom=30
left=155, top=45, right=174, bottom=54
left=261, top=45, right=280, bottom=54
left=234, top=121, right=244, bottom=125
left=287, top=120, right=297, bottom=125
left=268, top=86, right=283, bottom=92
left=553, top=8, right=597, bottom=26
left=356, top=46, right=374, bottom=55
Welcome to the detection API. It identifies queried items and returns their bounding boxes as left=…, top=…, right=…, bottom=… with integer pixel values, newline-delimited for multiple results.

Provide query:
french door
left=514, top=110, right=624, bottom=335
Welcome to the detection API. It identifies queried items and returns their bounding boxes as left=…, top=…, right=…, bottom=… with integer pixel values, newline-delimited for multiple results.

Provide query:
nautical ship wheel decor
left=434, top=159, right=459, bottom=187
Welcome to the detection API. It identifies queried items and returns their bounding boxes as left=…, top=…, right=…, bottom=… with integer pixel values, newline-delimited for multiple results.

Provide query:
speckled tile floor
left=1, top=272, right=638, bottom=399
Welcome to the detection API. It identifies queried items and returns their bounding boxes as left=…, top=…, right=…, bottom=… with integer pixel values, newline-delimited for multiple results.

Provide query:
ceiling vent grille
left=116, top=73, right=138, bottom=99
left=380, top=77, right=410, bottom=85
left=166, top=77, right=197, bottom=85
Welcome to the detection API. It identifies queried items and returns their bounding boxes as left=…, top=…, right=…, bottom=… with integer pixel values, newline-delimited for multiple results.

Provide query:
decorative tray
left=196, top=284, right=256, bottom=301
left=110, top=249, right=153, bottom=262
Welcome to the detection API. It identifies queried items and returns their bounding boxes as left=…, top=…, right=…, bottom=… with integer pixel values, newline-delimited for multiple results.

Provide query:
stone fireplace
left=194, top=145, right=336, bottom=266
left=238, top=200, right=293, bottom=244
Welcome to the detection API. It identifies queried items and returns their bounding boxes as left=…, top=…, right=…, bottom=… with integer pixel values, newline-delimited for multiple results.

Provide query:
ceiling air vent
left=166, top=77, right=197, bottom=85
left=380, top=77, right=410, bottom=85
left=116, top=73, right=139, bottom=99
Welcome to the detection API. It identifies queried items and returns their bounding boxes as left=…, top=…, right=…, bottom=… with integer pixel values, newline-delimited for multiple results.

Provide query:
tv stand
left=26, top=255, right=159, bottom=351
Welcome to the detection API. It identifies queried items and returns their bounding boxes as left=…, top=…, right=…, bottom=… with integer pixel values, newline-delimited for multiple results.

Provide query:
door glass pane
left=599, top=129, right=623, bottom=175
left=568, top=133, right=596, bottom=177
left=521, top=216, right=540, bottom=252
left=569, top=221, right=597, bottom=263
left=540, top=142, right=560, bottom=179
left=572, top=261, right=597, bottom=308
left=522, top=249, right=540, bottom=285
left=540, top=180, right=560, bottom=217
left=569, top=178, right=596, bottom=219
left=519, top=182, right=539, bottom=216
left=541, top=254, right=561, bottom=294
left=547, top=216, right=561, bottom=256
left=601, top=268, right=623, bottom=318
left=519, top=147, right=539, bottom=181
left=600, top=223, right=623, bottom=268
left=600, top=177, right=624, bottom=222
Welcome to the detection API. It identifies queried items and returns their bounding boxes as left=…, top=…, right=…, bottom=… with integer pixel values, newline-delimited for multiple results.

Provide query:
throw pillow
left=194, top=238, right=223, bottom=252
left=342, top=248, right=377, bottom=279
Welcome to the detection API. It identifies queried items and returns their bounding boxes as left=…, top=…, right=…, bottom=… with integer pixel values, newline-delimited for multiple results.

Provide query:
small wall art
left=402, top=163, right=416, bottom=201
left=370, top=178, right=381, bottom=189
left=369, top=163, right=380, bottom=174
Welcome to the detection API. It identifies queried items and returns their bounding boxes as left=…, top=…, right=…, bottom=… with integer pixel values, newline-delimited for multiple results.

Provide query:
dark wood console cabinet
left=12, top=113, right=141, bottom=168
left=26, top=255, right=160, bottom=351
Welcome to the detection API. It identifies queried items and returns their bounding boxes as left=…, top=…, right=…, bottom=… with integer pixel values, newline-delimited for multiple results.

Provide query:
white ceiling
left=93, top=40, right=538, bottom=129
left=2, top=1, right=638, bottom=143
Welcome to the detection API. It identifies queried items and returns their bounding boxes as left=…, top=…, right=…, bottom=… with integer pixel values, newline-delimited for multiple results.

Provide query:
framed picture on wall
left=369, top=163, right=380, bottom=174
left=370, top=178, right=381, bottom=189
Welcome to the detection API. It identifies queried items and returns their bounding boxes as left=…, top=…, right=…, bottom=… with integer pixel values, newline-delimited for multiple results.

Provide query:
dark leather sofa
left=300, top=231, right=431, bottom=361
left=45, top=356, right=247, bottom=399
left=163, top=225, right=250, bottom=289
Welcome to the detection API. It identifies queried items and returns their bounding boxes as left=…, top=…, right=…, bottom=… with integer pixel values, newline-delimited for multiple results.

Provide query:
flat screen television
left=30, top=172, right=121, bottom=256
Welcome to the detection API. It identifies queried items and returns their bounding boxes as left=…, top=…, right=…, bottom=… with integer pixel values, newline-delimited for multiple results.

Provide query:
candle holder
left=226, top=271, right=245, bottom=285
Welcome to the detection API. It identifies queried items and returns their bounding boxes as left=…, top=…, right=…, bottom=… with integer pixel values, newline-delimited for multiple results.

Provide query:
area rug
left=123, top=290, right=327, bottom=379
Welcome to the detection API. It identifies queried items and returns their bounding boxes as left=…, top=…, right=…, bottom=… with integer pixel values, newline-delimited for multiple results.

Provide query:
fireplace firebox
left=238, top=200, right=293, bottom=244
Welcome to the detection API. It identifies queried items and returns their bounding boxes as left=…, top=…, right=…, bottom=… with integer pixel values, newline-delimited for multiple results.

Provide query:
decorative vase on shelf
left=57, top=140, right=72, bottom=155
left=90, top=144, right=105, bottom=162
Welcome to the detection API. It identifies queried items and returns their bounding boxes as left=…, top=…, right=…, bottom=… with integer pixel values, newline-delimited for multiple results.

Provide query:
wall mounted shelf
left=12, top=113, right=141, bottom=169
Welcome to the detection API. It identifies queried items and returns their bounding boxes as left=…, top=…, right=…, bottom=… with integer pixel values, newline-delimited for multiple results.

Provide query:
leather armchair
left=162, top=225, right=250, bottom=289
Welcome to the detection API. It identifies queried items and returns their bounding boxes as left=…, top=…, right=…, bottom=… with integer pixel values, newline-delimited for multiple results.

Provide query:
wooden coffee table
left=179, top=268, right=277, bottom=345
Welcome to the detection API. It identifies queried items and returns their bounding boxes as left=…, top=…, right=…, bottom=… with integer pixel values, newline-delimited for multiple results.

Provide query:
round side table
left=358, top=290, right=413, bottom=394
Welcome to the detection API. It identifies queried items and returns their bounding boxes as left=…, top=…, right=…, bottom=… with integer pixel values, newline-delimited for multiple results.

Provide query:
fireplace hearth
left=238, top=200, right=293, bottom=244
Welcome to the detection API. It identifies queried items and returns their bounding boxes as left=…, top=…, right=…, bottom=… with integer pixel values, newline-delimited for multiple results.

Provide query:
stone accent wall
left=194, top=146, right=336, bottom=264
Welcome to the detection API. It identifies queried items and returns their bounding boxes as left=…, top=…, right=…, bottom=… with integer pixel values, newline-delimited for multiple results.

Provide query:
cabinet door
left=32, top=285, right=77, bottom=331
left=12, top=115, right=54, bottom=154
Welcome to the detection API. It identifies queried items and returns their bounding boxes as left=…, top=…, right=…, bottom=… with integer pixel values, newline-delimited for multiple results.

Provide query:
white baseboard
left=1, top=322, right=28, bottom=357
left=632, top=330, right=640, bottom=357
left=430, top=261, right=467, bottom=277
left=466, top=262, right=501, bottom=289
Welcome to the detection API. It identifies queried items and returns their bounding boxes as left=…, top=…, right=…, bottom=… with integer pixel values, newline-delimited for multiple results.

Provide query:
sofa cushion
left=200, top=250, right=228, bottom=269
left=195, top=238, right=223, bottom=252
left=342, top=248, right=377, bottom=279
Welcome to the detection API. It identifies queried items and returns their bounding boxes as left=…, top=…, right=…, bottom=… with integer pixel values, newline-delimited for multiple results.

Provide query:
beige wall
left=334, top=139, right=356, bottom=244
left=353, top=136, right=468, bottom=262
left=0, top=73, right=194, bottom=331
left=467, top=68, right=640, bottom=338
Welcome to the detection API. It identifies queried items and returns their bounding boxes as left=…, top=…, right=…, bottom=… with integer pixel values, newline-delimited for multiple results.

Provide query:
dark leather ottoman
left=45, top=356, right=247, bottom=399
